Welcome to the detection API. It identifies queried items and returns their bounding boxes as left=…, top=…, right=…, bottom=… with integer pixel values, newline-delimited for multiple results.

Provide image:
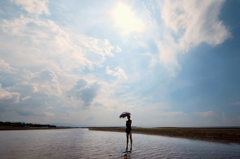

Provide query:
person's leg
left=126, top=133, right=129, bottom=151
left=130, top=133, right=132, bottom=150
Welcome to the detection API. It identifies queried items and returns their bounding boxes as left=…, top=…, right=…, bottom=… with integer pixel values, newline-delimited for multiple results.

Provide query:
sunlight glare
left=112, top=3, right=145, bottom=35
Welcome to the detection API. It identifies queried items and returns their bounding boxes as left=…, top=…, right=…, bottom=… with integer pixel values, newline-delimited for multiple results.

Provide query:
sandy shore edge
left=89, top=127, right=240, bottom=144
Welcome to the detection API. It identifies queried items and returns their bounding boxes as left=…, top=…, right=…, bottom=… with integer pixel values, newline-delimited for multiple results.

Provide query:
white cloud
left=115, top=46, right=122, bottom=53
left=1, top=16, right=116, bottom=71
left=30, top=69, right=62, bottom=96
left=142, top=52, right=159, bottom=68
left=83, top=38, right=115, bottom=68
left=10, top=81, right=39, bottom=94
left=156, top=34, right=181, bottom=76
left=0, top=13, right=119, bottom=117
left=89, top=38, right=114, bottom=57
left=21, top=96, right=30, bottom=101
left=106, top=66, right=114, bottom=75
left=4, top=69, right=62, bottom=99
left=193, top=111, right=214, bottom=117
left=13, top=0, right=50, bottom=15
left=106, top=66, right=128, bottom=80
left=0, top=84, right=20, bottom=103
left=0, top=59, right=16, bottom=73
left=156, top=0, right=231, bottom=75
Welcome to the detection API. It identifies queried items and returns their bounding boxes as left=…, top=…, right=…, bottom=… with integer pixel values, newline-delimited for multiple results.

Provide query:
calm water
left=0, top=128, right=240, bottom=159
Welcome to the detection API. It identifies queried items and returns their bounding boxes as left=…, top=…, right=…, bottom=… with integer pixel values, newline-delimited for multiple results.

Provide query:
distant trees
left=0, top=121, right=56, bottom=128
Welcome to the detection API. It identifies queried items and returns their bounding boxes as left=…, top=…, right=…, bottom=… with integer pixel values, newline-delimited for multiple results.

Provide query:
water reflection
left=0, top=129, right=240, bottom=158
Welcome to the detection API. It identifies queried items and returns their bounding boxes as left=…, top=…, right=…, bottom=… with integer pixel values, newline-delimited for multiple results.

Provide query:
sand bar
left=89, top=127, right=240, bottom=144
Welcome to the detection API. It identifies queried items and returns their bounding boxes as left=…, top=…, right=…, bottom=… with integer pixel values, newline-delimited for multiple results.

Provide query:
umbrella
left=119, top=112, right=131, bottom=118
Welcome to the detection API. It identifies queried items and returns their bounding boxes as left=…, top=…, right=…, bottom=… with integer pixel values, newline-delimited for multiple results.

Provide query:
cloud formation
left=0, top=0, right=239, bottom=127
left=0, top=84, right=20, bottom=103
left=106, top=66, right=128, bottom=81
left=31, top=70, right=62, bottom=96
left=13, top=0, right=50, bottom=15
left=1, top=16, right=117, bottom=72
left=67, top=79, right=100, bottom=107
left=156, top=0, right=231, bottom=75
left=0, top=59, right=16, bottom=73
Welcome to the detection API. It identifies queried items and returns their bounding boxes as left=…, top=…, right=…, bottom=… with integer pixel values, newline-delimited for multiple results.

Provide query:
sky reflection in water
left=0, top=129, right=240, bottom=159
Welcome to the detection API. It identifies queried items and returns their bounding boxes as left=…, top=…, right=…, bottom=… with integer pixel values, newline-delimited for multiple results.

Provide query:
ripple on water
left=1, top=129, right=240, bottom=159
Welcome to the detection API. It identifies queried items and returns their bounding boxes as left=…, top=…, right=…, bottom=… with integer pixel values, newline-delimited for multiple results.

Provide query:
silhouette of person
left=125, top=115, right=132, bottom=151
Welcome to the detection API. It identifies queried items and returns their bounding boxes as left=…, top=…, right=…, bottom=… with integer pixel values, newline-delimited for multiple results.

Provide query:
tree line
left=0, top=121, right=56, bottom=128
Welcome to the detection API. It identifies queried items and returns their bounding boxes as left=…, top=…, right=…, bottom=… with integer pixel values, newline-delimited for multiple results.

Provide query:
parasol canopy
left=119, top=112, right=131, bottom=118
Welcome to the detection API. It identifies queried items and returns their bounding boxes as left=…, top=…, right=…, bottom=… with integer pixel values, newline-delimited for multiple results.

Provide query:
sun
left=112, top=3, right=145, bottom=35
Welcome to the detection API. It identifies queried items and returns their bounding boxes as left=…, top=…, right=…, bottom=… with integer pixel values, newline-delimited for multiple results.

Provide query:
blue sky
left=0, top=0, right=240, bottom=127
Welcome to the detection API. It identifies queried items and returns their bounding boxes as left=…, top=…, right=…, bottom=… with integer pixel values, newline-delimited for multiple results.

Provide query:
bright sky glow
left=112, top=3, right=145, bottom=34
left=0, top=0, right=240, bottom=127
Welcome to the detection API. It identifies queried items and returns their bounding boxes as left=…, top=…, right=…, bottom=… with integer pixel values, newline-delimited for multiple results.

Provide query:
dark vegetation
left=0, top=121, right=56, bottom=127
left=0, top=121, right=69, bottom=130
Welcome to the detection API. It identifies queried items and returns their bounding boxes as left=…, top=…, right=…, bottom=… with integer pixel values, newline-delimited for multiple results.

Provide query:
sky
left=0, top=0, right=240, bottom=127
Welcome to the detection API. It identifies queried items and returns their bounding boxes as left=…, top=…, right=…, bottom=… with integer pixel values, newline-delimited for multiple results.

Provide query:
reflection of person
left=125, top=115, right=132, bottom=151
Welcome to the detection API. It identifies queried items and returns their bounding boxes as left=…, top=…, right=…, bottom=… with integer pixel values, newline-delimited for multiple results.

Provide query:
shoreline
left=89, top=127, right=240, bottom=144
left=0, top=126, right=77, bottom=131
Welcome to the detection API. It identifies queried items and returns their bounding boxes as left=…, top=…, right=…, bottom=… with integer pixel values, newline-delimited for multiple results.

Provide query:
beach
left=89, top=127, right=240, bottom=144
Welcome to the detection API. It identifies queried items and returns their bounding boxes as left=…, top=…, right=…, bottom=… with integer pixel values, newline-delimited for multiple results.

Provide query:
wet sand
left=89, top=127, right=240, bottom=144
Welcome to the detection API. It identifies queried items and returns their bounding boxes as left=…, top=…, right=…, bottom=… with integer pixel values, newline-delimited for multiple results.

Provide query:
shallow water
left=0, top=128, right=240, bottom=159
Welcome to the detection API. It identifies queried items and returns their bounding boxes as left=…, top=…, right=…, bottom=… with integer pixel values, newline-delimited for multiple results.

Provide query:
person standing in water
left=125, top=115, right=132, bottom=151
